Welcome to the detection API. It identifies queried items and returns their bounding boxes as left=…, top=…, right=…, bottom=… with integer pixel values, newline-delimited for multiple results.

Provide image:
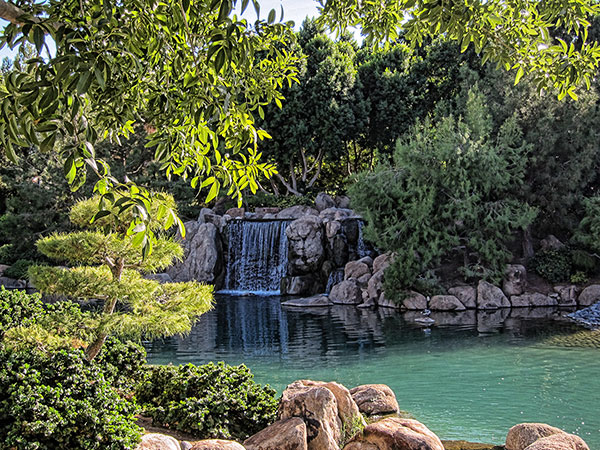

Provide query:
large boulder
left=448, top=286, right=477, bottom=309
left=335, top=196, right=351, bottom=209
left=287, top=216, right=325, bottom=274
left=167, top=222, right=222, bottom=283
left=523, top=433, right=589, bottom=450
left=301, top=380, right=365, bottom=428
left=343, top=417, right=444, bottom=450
left=503, top=265, right=527, bottom=296
left=344, top=261, right=371, bottom=281
left=326, top=221, right=342, bottom=240
left=505, top=423, right=565, bottom=450
left=136, top=433, right=180, bottom=450
left=349, top=384, right=399, bottom=416
left=316, top=193, right=337, bottom=212
left=540, top=235, right=565, bottom=251
left=279, top=381, right=342, bottom=450
left=330, top=280, right=363, bottom=305
left=278, top=206, right=320, bottom=220
left=378, top=293, right=399, bottom=309
left=510, top=292, right=557, bottom=307
left=554, top=285, right=578, bottom=306
left=244, top=417, right=308, bottom=450
left=429, top=295, right=466, bottom=311
left=190, top=441, right=245, bottom=450
left=577, top=284, right=600, bottom=306
left=225, top=207, right=245, bottom=218
left=402, top=291, right=427, bottom=310
left=477, top=280, right=510, bottom=309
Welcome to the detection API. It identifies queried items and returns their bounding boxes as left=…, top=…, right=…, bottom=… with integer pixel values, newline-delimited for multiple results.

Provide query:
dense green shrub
left=96, top=337, right=147, bottom=391
left=0, top=287, right=44, bottom=337
left=136, top=362, right=278, bottom=440
left=3, top=259, right=37, bottom=279
left=0, top=348, right=142, bottom=450
left=529, top=249, right=573, bottom=283
left=349, top=88, right=536, bottom=299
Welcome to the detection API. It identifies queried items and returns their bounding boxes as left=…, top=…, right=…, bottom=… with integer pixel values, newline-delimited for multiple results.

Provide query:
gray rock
left=429, top=295, right=466, bottom=311
left=0, top=277, right=27, bottom=289
left=319, top=207, right=361, bottom=221
left=181, top=442, right=193, bottom=450
left=357, top=256, right=373, bottom=268
left=225, top=207, right=245, bottom=218
left=503, top=264, right=527, bottom=296
left=372, top=253, right=392, bottom=274
left=577, top=284, right=600, bottom=306
left=511, top=292, right=557, bottom=308
left=554, top=285, right=578, bottom=306
left=277, top=205, right=319, bottom=219
left=325, top=220, right=342, bottom=239
left=377, top=292, right=398, bottom=309
left=329, top=279, right=362, bottom=305
left=540, top=234, right=565, bottom=251
left=315, top=192, right=336, bottom=212
left=344, top=260, right=371, bottom=281
left=167, top=222, right=222, bottom=283
left=448, top=285, right=477, bottom=309
left=330, top=235, right=348, bottom=267
left=255, top=207, right=280, bottom=216
left=402, top=291, right=427, bottom=310
left=282, top=295, right=332, bottom=308
left=357, top=297, right=376, bottom=308
left=280, top=275, right=320, bottom=296
left=335, top=195, right=351, bottom=209
left=367, top=270, right=384, bottom=301
left=197, top=207, right=214, bottom=223
left=190, top=441, right=245, bottom=450
left=477, top=280, right=510, bottom=309
left=286, top=216, right=324, bottom=274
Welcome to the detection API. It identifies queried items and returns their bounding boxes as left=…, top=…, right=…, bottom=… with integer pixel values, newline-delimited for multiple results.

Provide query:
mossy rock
left=442, top=440, right=504, bottom=450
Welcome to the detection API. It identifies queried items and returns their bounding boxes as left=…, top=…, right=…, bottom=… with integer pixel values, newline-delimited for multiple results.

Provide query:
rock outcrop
left=286, top=216, right=325, bottom=275
left=510, top=293, right=557, bottom=308
left=136, top=433, right=181, bottom=450
left=577, top=285, right=600, bottom=306
left=448, top=286, right=477, bottom=309
left=429, top=295, right=466, bottom=311
left=330, top=280, right=363, bottom=305
left=402, top=291, right=427, bottom=310
left=505, top=423, right=567, bottom=450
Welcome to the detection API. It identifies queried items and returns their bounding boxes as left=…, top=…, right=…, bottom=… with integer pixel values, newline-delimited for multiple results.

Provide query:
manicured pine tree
left=28, top=191, right=213, bottom=360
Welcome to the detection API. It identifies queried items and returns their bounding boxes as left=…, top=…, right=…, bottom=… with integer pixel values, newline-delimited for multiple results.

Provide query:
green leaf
left=206, top=181, right=219, bottom=203
left=268, top=8, right=276, bottom=24
left=514, top=66, right=524, bottom=85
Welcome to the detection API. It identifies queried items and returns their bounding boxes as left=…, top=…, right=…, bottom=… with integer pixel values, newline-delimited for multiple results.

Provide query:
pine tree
left=27, top=192, right=212, bottom=360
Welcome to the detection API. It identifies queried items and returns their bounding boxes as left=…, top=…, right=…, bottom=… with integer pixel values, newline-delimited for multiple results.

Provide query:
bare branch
left=0, top=1, right=27, bottom=25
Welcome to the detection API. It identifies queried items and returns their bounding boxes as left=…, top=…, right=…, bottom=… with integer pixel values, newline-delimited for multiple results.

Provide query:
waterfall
left=356, top=220, right=369, bottom=258
left=221, top=220, right=290, bottom=295
left=326, top=268, right=344, bottom=294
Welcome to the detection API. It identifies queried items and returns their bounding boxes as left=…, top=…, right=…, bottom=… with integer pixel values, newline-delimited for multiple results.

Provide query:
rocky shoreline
left=136, top=380, right=590, bottom=450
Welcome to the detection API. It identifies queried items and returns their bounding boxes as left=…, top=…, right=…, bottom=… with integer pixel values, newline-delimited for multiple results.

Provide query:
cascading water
left=356, top=220, right=369, bottom=258
left=326, top=268, right=344, bottom=294
left=221, top=220, right=290, bottom=295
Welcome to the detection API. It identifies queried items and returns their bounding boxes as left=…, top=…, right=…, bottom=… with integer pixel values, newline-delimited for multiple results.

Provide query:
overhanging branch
left=0, top=1, right=27, bottom=25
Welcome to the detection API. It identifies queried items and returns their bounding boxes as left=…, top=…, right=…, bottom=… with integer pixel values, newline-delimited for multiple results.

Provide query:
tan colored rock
left=367, top=270, right=384, bottom=301
left=349, top=384, right=399, bottom=416
left=301, top=380, right=365, bottom=428
left=477, top=280, right=510, bottom=309
left=345, top=261, right=371, bottom=281
left=373, top=253, right=392, bottom=274
left=429, top=295, right=466, bottom=311
left=503, top=264, right=527, bottom=296
left=523, top=433, right=590, bottom=450
left=225, top=207, right=245, bottom=218
left=511, top=292, right=557, bottom=308
left=244, top=417, right=307, bottom=450
left=326, top=221, right=342, bottom=240
left=554, top=285, right=578, bottom=306
left=343, top=417, right=444, bottom=450
left=330, top=280, right=363, bottom=305
left=277, top=205, right=320, bottom=219
left=402, top=291, right=427, bottom=310
left=286, top=216, right=325, bottom=274
left=136, top=433, right=180, bottom=450
left=448, top=286, right=477, bottom=309
left=316, top=193, right=337, bottom=212
left=279, top=381, right=342, bottom=450
left=505, top=423, right=565, bottom=450
left=577, top=284, right=600, bottom=306
left=190, top=441, right=245, bottom=450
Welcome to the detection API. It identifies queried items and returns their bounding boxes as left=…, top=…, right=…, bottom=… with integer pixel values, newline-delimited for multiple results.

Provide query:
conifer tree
left=27, top=191, right=212, bottom=360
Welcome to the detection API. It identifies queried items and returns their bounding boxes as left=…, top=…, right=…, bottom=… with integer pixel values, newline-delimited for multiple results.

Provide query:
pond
left=145, top=294, right=600, bottom=447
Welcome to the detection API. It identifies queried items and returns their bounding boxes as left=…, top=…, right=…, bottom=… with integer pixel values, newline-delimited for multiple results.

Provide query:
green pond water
left=145, top=294, right=600, bottom=448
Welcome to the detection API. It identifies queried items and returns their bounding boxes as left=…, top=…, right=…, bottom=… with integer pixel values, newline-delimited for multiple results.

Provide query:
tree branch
left=0, top=1, right=28, bottom=25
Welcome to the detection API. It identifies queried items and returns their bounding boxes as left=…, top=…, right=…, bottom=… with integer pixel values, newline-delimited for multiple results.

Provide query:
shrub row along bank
left=0, top=289, right=278, bottom=449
